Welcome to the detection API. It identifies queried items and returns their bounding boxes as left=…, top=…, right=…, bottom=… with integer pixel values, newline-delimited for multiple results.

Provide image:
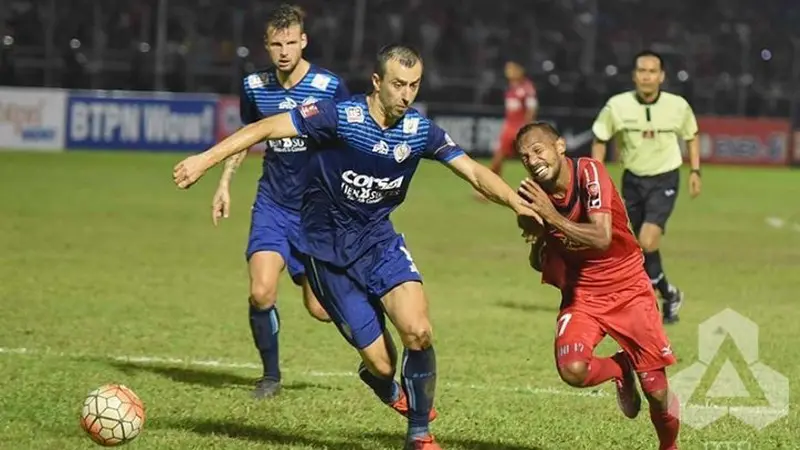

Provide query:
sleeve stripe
left=588, top=161, right=600, bottom=184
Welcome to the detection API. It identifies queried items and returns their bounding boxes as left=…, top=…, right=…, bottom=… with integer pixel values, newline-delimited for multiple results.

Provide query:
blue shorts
left=301, top=234, right=423, bottom=349
left=245, top=193, right=305, bottom=285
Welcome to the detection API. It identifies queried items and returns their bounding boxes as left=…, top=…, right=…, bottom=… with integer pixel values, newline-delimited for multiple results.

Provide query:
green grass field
left=0, top=151, right=798, bottom=450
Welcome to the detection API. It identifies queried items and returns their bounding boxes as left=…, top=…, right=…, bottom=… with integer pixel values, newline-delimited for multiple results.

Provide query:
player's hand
left=173, top=154, right=212, bottom=189
left=518, top=178, right=557, bottom=219
left=689, top=172, right=701, bottom=199
left=211, top=185, right=231, bottom=226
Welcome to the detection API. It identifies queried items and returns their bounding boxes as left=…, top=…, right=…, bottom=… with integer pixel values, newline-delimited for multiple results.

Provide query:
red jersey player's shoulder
left=574, top=157, right=613, bottom=212
left=575, top=157, right=609, bottom=180
left=522, top=78, right=536, bottom=93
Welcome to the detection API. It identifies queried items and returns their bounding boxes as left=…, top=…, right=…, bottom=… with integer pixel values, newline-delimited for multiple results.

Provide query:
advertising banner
left=425, top=108, right=596, bottom=158
left=697, top=117, right=790, bottom=166
left=0, top=87, right=67, bottom=151
left=65, top=93, right=218, bottom=151
left=215, top=94, right=267, bottom=152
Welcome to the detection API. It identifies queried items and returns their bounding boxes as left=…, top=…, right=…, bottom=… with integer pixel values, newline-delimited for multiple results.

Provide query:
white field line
left=0, top=346, right=610, bottom=399
left=765, top=216, right=800, bottom=232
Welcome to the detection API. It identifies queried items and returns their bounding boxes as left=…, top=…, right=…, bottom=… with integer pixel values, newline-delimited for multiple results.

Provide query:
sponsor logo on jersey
left=311, top=74, right=331, bottom=91
left=298, top=103, right=319, bottom=118
left=402, top=117, right=419, bottom=134
left=346, top=106, right=364, bottom=123
left=340, top=170, right=404, bottom=204
left=267, top=137, right=307, bottom=153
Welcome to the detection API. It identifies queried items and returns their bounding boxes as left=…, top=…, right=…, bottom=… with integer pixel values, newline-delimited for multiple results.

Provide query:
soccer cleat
left=612, top=351, right=642, bottom=419
left=404, top=434, right=442, bottom=450
left=662, top=288, right=684, bottom=324
left=391, top=390, right=439, bottom=422
left=251, top=377, right=281, bottom=399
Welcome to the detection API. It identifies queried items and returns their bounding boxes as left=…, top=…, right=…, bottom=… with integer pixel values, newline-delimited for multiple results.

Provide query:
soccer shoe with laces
left=404, top=434, right=442, bottom=450
left=612, top=351, right=642, bottom=419
left=251, top=377, right=281, bottom=399
left=391, top=390, right=439, bottom=422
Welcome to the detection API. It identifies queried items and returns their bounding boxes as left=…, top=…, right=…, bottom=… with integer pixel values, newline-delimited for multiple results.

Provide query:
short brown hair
left=374, top=44, right=423, bottom=78
left=265, top=4, right=305, bottom=32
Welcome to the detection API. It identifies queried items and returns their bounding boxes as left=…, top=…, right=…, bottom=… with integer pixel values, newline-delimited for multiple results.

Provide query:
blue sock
left=249, top=304, right=280, bottom=381
left=401, top=347, right=436, bottom=440
left=358, top=362, right=401, bottom=404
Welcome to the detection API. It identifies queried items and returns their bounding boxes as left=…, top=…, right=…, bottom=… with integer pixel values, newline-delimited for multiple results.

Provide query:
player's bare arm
left=591, top=138, right=607, bottom=162
left=211, top=151, right=249, bottom=225
left=519, top=178, right=612, bottom=250
left=686, top=136, right=702, bottom=198
left=173, top=112, right=298, bottom=189
left=445, top=154, right=543, bottom=223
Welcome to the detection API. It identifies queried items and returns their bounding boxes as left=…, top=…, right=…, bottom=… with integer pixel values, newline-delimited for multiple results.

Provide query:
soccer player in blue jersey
left=174, top=44, right=541, bottom=449
left=209, top=4, right=349, bottom=399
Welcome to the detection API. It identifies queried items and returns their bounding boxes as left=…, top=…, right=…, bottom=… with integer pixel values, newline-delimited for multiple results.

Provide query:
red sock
left=581, top=356, right=624, bottom=387
left=649, top=394, right=680, bottom=450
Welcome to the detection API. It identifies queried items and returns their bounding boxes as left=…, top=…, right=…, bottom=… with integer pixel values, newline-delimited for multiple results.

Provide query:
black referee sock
left=644, top=251, right=674, bottom=299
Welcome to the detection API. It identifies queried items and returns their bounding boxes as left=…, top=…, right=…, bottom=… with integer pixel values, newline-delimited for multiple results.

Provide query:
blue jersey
left=240, top=65, right=349, bottom=211
left=288, top=95, right=465, bottom=267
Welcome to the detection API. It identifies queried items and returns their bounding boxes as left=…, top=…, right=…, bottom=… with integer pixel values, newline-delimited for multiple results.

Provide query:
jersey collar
left=635, top=90, right=661, bottom=105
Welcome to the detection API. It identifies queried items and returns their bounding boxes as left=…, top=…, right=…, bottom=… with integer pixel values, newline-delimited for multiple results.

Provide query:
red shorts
left=553, top=277, right=676, bottom=372
left=496, top=122, right=524, bottom=157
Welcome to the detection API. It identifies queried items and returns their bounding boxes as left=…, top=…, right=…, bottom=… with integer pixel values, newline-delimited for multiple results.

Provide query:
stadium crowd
left=1, top=0, right=796, bottom=116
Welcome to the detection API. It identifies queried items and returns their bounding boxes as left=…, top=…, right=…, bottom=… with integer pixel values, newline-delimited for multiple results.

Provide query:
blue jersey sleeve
left=239, top=78, right=260, bottom=125
left=289, top=99, right=339, bottom=144
left=423, top=122, right=466, bottom=162
left=333, top=79, right=351, bottom=102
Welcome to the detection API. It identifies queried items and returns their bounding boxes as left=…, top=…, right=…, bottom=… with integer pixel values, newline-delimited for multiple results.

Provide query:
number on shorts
left=556, top=313, right=572, bottom=337
left=399, top=245, right=419, bottom=273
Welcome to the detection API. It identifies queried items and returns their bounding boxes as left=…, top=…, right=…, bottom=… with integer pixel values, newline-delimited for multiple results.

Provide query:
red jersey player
left=515, top=122, right=680, bottom=450
left=492, top=60, right=538, bottom=176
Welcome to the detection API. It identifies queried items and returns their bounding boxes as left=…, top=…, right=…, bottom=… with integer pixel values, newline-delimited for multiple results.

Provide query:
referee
left=590, top=50, right=702, bottom=325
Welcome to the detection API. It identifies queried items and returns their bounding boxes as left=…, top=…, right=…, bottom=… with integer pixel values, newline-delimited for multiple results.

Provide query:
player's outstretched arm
left=173, top=113, right=298, bottom=189
left=445, top=154, right=542, bottom=223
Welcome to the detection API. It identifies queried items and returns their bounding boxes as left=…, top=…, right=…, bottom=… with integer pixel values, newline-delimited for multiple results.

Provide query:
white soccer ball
left=80, top=384, right=146, bottom=446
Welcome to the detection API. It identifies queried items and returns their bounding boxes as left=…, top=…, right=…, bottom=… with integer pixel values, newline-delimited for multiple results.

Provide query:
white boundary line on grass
left=765, top=216, right=800, bottom=232
left=0, top=346, right=610, bottom=399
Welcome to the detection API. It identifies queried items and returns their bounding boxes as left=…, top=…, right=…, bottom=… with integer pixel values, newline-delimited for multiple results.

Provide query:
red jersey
left=504, top=78, right=537, bottom=125
left=540, top=157, right=644, bottom=299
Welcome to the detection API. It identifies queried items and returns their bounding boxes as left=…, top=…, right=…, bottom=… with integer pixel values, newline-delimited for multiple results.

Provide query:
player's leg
left=244, top=197, right=296, bottom=398
left=553, top=307, right=628, bottom=388
left=476, top=126, right=514, bottom=202
left=285, top=243, right=330, bottom=322
left=246, top=250, right=285, bottom=398
left=489, top=126, right=516, bottom=176
left=603, top=277, right=680, bottom=449
left=296, top=275, right=330, bottom=322
left=639, top=169, right=682, bottom=323
left=301, top=254, right=409, bottom=417
left=373, top=236, right=439, bottom=448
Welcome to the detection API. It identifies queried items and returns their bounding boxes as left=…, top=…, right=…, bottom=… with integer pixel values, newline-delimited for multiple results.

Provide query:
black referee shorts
left=622, top=169, right=680, bottom=234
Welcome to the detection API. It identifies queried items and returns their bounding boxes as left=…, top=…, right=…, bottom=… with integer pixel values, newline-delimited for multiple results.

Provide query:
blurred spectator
left=0, top=0, right=796, bottom=116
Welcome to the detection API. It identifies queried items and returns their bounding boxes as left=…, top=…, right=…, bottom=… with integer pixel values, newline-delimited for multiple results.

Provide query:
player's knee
left=399, top=322, right=433, bottom=351
left=639, top=369, right=671, bottom=408
left=638, top=230, right=660, bottom=253
left=249, top=282, right=278, bottom=309
left=557, top=361, right=589, bottom=387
